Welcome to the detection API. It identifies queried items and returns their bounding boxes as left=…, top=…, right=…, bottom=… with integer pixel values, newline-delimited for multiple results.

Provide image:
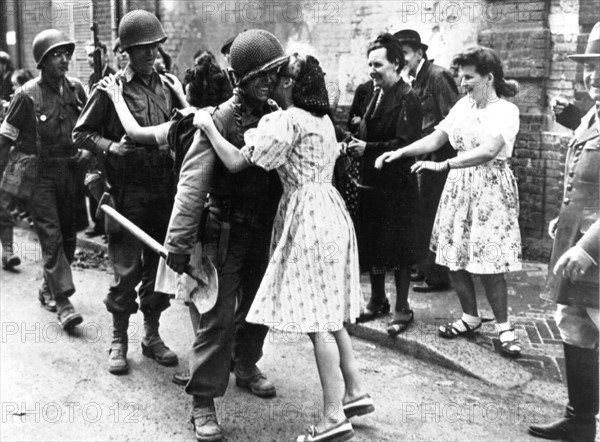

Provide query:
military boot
left=1, top=226, right=20, bottom=270
left=54, top=294, right=83, bottom=331
left=141, top=310, right=178, bottom=366
left=108, top=313, right=129, bottom=375
left=529, top=344, right=598, bottom=441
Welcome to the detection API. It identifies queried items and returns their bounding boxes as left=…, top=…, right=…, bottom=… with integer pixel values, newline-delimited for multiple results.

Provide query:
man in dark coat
left=394, top=29, right=459, bottom=292
left=85, top=40, right=117, bottom=92
left=0, top=29, right=88, bottom=326
left=529, top=21, right=600, bottom=442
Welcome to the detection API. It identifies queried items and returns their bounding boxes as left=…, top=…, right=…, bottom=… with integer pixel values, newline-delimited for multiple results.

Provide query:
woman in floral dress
left=192, top=55, right=370, bottom=442
left=376, top=46, right=523, bottom=356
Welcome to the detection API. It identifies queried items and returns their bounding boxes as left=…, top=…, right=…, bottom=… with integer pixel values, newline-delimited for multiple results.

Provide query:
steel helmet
left=118, top=10, right=167, bottom=51
left=229, top=29, right=288, bottom=84
left=32, top=29, right=75, bottom=68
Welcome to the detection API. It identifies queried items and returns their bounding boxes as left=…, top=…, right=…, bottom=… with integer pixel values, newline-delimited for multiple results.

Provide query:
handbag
left=0, top=148, right=39, bottom=199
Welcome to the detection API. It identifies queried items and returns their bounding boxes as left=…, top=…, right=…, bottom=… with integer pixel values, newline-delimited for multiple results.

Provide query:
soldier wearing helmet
left=162, top=29, right=288, bottom=442
left=0, top=29, right=88, bottom=329
left=73, top=10, right=186, bottom=376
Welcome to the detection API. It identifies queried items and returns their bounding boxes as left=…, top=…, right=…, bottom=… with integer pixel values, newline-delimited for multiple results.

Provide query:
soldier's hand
left=167, top=252, right=191, bottom=274
left=554, top=245, right=595, bottom=283
left=548, top=217, right=559, bottom=239
left=109, top=135, right=137, bottom=156
left=73, top=148, right=92, bottom=164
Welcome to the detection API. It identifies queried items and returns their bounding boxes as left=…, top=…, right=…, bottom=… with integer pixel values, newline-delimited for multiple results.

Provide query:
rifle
left=90, top=21, right=103, bottom=84
left=86, top=21, right=112, bottom=201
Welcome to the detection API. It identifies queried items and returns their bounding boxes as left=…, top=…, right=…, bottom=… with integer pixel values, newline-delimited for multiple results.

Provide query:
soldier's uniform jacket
left=542, top=107, right=600, bottom=309
left=73, top=64, right=183, bottom=187
left=165, top=90, right=281, bottom=255
left=0, top=75, right=86, bottom=157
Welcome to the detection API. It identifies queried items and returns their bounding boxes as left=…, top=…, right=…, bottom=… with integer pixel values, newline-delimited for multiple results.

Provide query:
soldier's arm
left=166, top=129, right=216, bottom=255
left=0, top=92, right=34, bottom=174
left=577, top=220, right=600, bottom=265
left=72, top=88, right=117, bottom=154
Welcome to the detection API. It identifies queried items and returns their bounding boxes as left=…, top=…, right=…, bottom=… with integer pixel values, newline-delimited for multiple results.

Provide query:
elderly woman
left=376, top=46, right=522, bottom=356
left=347, top=33, right=422, bottom=336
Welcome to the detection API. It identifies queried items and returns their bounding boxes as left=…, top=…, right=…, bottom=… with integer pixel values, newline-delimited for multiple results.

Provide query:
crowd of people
left=0, top=9, right=598, bottom=442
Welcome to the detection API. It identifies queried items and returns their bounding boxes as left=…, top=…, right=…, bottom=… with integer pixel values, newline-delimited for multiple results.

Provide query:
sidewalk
left=76, top=229, right=564, bottom=398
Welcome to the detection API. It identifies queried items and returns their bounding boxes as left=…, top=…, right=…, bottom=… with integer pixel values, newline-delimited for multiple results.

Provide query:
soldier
left=394, top=29, right=459, bottom=293
left=73, top=10, right=184, bottom=375
left=164, top=29, right=288, bottom=442
left=529, top=22, right=600, bottom=442
left=0, top=29, right=87, bottom=327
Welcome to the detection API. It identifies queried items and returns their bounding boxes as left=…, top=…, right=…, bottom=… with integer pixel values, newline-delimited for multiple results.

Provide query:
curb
left=347, top=319, right=532, bottom=389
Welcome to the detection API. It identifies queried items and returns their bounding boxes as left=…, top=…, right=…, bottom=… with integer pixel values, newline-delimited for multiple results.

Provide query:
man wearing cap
left=394, top=29, right=458, bottom=292
left=0, top=29, right=88, bottom=326
left=529, top=21, right=600, bottom=442
left=73, top=10, right=185, bottom=375
left=164, top=29, right=288, bottom=442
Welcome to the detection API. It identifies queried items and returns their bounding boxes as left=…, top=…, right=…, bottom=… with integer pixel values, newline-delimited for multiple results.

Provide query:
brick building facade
left=2, top=0, right=599, bottom=260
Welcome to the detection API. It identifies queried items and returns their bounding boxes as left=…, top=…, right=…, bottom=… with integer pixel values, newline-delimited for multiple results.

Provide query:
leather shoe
left=141, top=337, right=178, bottom=366
left=2, top=254, right=20, bottom=270
left=38, top=288, right=57, bottom=312
left=528, top=416, right=596, bottom=441
left=412, top=282, right=450, bottom=293
left=108, top=343, right=129, bottom=375
left=57, top=307, right=83, bottom=330
left=191, top=404, right=223, bottom=442
left=235, top=367, right=276, bottom=398
left=172, top=370, right=190, bottom=386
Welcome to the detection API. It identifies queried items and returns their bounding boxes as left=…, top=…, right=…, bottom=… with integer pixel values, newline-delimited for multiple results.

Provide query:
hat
left=568, top=22, right=600, bottom=62
left=393, top=29, right=428, bottom=52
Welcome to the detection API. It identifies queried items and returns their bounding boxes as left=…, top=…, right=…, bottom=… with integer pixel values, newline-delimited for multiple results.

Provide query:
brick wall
left=13, top=0, right=599, bottom=262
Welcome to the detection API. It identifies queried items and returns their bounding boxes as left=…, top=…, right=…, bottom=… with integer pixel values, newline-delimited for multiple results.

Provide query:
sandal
left=438, top=319, right=481, bottom=339
left=386, top=308, right=414, bottom=337
left=499, top=329, right=522, bottom=357
left=357, top=299, right=390, bottom=323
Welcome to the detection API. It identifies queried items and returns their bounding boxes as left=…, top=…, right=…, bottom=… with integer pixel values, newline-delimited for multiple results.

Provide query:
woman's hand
left=193, top=109, right=215, bottom=132
left=375, top=150, right=403, bottom=169
left=347, top=137, right=366, bottom=158
left=97, top=74, right=123, bottom=103
left=411, top=160, right=449, bottom=174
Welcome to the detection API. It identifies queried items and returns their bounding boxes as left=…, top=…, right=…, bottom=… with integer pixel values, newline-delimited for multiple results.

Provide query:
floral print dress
left=431, top=97, right=522, bottom=274
left=243, top=107, right=363, bottom=332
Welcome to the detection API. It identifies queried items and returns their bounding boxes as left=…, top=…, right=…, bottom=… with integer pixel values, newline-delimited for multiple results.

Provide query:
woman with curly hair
left=376, top=46, right=523, bottom=356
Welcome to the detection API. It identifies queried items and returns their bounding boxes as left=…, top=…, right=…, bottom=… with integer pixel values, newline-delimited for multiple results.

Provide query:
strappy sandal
left=386, top=308, right=414, bottom=337
left=499, top=329, right=522, bottom=357
left=357, top=299, right=391, bottom=323
left=438, top=319, right=481, bottom=339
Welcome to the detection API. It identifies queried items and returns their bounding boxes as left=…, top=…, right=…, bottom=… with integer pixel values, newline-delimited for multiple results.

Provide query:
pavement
left=74, top=227, right=567, bottom=405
